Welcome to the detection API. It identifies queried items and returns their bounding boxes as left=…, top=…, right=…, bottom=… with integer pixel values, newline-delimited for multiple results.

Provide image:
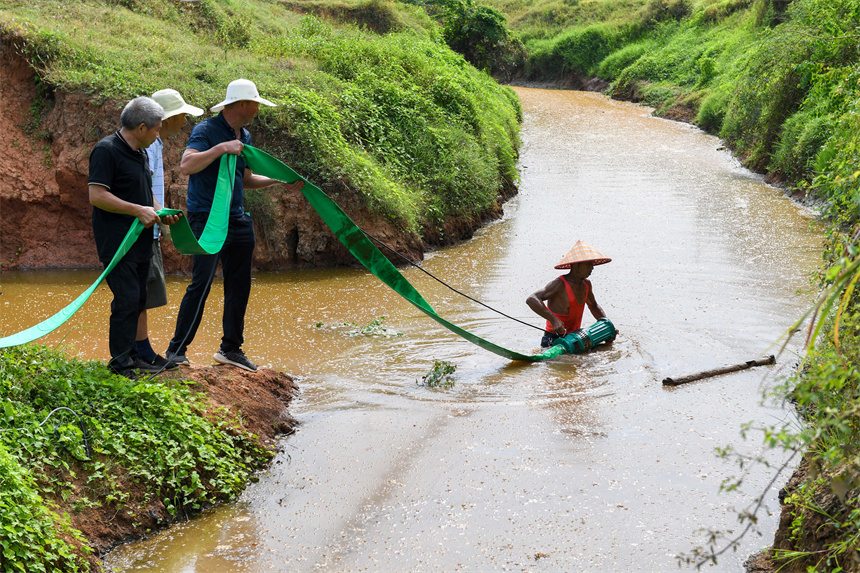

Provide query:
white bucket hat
left=151, top=89, right=204, bottom=119
left=210, top=78, right=276, bottom=113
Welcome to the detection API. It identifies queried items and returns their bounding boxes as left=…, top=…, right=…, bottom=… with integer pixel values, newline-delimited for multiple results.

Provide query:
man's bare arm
left=89, top=184, right=160, bottom=228
left=526, top=278, right=566, bottom=334
left=179, top=141, right=245, bottom=176
left=586, top=283, right=607, bottom=321
left=243, top=168, right=306, bottom=192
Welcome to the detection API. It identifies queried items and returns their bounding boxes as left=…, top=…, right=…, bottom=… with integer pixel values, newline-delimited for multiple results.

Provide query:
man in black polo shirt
left=88, top=96, right=179, bottom=378
left=165, top=79, right=304, bottom=372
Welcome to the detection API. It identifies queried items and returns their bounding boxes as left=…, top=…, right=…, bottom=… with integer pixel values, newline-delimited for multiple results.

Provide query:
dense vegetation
left=0, top=0, right=522, bottom=234
left=5, top=0, right=860, bottom=568
left=0, top=344, right=272, bottom=572
left=476, top=0, right=860, bottom=566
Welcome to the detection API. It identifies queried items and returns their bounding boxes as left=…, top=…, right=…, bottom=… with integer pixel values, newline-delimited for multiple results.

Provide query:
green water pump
left=551, top=318, right=616, bottom=354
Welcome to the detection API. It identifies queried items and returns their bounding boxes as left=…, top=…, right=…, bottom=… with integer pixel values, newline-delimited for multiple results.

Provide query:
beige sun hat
left=151, top=89, right=203, bottom=119
left=210, top=79, right=276, bottom=113
left=554, top=240, right=612, bottom=269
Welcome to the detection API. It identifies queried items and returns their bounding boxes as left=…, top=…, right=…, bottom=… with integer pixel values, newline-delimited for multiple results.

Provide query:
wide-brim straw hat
left=554, top=240, right=612, bottom=269
left=151, top=89, right=204, bottom=119
left=210, top=78, right=276, bottom=113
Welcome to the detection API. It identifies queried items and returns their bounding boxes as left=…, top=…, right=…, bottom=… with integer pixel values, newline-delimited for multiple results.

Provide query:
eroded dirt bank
left=0, top=37, right=508, bottom=272
left=744, top=457, right=860, bottom=573
left=67, top=365, right=298, bottom=568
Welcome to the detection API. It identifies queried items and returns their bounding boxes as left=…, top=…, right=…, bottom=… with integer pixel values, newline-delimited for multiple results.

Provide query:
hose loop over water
left=360, top=229, right=546, bottom=333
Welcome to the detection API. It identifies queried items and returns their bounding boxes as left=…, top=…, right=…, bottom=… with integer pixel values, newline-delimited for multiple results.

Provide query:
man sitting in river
left=526, top=240, right=613, bottom=348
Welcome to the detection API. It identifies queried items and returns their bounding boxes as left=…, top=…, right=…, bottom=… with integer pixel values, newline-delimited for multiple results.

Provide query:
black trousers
left=104, top=256, right=149, bottom=368
left=168, top=213, right=256, bottom=356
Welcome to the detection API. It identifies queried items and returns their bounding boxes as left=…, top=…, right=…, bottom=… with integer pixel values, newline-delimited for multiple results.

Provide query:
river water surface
left=2, top=88, right=823, bottom=571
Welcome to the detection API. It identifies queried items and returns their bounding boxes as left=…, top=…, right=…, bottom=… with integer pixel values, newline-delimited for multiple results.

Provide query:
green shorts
left=145, top=240, right=168, bottom=309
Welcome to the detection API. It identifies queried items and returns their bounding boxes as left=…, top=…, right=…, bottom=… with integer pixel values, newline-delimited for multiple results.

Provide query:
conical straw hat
left=554, top=240, right=611, bottom=269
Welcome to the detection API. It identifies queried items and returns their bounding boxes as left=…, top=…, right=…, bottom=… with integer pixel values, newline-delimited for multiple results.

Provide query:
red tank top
left=545, top=276, right=589, bottom=335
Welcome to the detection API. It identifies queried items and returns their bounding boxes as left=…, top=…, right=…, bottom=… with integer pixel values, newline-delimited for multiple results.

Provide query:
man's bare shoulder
left=544, top=276, right=567, bottom=294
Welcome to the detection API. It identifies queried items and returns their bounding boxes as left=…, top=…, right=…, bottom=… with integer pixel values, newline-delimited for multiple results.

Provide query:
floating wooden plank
left=662, top=355, right=776, bottom=386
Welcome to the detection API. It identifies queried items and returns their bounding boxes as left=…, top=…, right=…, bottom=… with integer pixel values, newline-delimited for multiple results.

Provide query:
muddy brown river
left=2, top=88, right=823, bottom=571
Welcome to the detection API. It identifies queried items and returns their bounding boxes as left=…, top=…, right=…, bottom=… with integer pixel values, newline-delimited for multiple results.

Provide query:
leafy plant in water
left=315, top=316, right=403, bottom=337
left=354, top=316, right=403, bottom=337
left=420, top=360, right=457, bottom=387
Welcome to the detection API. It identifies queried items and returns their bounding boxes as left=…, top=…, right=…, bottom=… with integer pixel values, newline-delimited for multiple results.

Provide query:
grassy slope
left=0, top=0, right=522, bottom=234
left=482, top=0, right=860, bottom=566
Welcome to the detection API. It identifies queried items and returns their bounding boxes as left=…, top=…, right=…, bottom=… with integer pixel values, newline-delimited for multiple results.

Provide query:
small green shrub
left=637, top=0, right=691, bottom=26
left=770, top=111, right=833, bottom=181
left=526, top=22, right=621, bottom=79
left=420, top=359, right=457, bottom=387
left=596, top=40, right=650, bottom=79
left=696, top=0, right=752, bottom=24
left=439, top=0, right=526, bottom=78
left=695, top=86, right=729, bottom=133
left=696, top=55, right=715, bottom=86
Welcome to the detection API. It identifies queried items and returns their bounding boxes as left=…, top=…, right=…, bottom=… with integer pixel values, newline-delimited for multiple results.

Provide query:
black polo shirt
left=88, top=131, right=153, bottom=263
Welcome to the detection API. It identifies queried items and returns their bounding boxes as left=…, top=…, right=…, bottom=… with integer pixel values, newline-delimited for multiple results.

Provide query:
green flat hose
left=0, top=155, right=237, bottom=348
left=240, top=146, right=577, bottom=363
left=1, top=147, right=609, bottom=363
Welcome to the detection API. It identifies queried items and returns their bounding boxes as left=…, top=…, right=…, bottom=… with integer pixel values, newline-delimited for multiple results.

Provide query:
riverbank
left=0, top=344, right=298, bottom=571
left=0, top=0, right=522, bottom=272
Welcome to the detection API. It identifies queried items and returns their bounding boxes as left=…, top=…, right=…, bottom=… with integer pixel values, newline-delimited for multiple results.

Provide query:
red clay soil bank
left=65, top=365, right=298, bottom=564
left=0, top=37, right=510, bottom=273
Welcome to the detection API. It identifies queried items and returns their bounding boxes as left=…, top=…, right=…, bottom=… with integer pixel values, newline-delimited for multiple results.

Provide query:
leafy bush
left=719, top=31, right=812, bottom=167
left=438, top=0, right=526, bottom=78
left=0, top=442, right=91, bottom=572
left=770, top=111, right=834, bottom=181
left=0, top=343, right=273, bottom=568
left=695, top=85, right=729, bottom=132
left=637, top=0, right=691, bottom=26
left=526, top=22, right=622, bottom=78
left=596, top=40, right=651, bottom=78
left=696, top=0, right=752, bottom=24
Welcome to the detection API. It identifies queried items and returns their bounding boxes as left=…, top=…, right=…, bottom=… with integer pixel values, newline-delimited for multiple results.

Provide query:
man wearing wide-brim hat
left=526, top=240, right=614, bottom=348
left=134, top=89, right=204, bottom=370
left=165, top=79, right=305, bottom=372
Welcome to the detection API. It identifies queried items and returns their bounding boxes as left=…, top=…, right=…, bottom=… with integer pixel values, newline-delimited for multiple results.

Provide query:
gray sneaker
left=165, top=350, right=190, bottom=367
left=213, top=349, right=258, bottom=372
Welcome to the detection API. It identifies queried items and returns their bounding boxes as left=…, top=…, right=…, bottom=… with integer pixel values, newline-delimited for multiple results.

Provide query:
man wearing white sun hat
left=133, top=89, right=204, bottom=370
left=166, top=79, right=305, bottom=372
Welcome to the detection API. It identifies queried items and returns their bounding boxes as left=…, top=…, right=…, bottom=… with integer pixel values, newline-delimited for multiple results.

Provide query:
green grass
left=0, top=344, right=274, bottom=571
left=0, top=0, right=521, bottom=233
left=483, top=0, right=860, bottom=216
